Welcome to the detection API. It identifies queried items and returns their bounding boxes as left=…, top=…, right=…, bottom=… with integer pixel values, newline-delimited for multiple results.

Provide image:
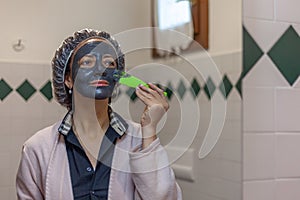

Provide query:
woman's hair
left=51, top=29, right=125, bottom=109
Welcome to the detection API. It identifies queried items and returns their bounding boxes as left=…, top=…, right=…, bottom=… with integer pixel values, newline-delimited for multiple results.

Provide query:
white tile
left=219, top=160, right=242, bottom=182
left=275, top=88, right=300, bottom=132
left=244, top=134, right=275, bottom=180
left=243, top=55, right=290, bottom=87
left=9, top=186, right=17, bottom=200
left=197, top=174, right=241, bottom=200
left=0, top=62, right=46, bottom=88
left=0, top=154, right=15, bottom=187
left=0, top=135, right=13, bottom=154
left=6, top=93, right=45, bottom=119
left=243, top=87, right=275, bottom=132
left=276, top=134, right=300, bottom=178
left=220, top=119, right=242, bottom=142
left=276, top=0, right=300, bottom=24
left=9, top=133, right=30, bottom=155
left=293, top=24, right=300, bottom=37
left=275, top=179, right=300, bottom=200
left=227, top=88, right=242, bottom=102
left=219, top=139, right=241, bottom=162
left=10, top=152, right=22, bottom=181
left=212, top=179, right=241, bottom=200
left=0, top=101, right=13, bottom=118
left=243, top=0, right=274, bottom=20
left=11, top=118, right=45, bottom=139
left=244, top=180, right=275, bottom=200
left=0, top=169, right=14, bottom=188
left=243, top=19, right=289, bottom=52
left=292, top=76, right=300, bottom=88
left=212, top=51, right=242, bottom=82
left=41, top=100, right=66, bottom=120
left=198, top=157, right=220, bottom=178
left=0, top=187, right=10, bottom=200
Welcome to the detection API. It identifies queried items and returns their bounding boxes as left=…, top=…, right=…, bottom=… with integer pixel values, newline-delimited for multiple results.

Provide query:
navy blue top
left=64, top=126, right=120, bottom=200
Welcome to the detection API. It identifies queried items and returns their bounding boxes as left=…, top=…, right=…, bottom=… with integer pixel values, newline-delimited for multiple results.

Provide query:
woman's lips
left=89, top=80, right=109, bottom=87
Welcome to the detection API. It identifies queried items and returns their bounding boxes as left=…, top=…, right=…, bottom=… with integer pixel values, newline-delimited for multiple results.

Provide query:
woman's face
left=70, top=38, right=119, bottom=100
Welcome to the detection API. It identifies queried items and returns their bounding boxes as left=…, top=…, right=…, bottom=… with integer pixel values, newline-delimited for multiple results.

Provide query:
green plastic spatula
left=113, top=70, right=167, bottom=96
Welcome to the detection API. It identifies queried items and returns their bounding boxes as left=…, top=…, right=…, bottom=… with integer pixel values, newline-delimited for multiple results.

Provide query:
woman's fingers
left=135, top=86, right=153, bottom=105
left=136, top=83, right=169, bottom=132
left=136, top=83, right=169, bottom=111
left=148, top=83, right=165, bottom=97
left=138, top=83, right=164, bottom=100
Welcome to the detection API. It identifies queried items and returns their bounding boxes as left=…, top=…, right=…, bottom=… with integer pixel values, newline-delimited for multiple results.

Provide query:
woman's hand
left=136, top=83, right=169, bottom=148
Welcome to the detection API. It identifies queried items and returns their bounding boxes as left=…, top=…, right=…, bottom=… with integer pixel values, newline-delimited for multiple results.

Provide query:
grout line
left=245, top=177, right=300, bottom=183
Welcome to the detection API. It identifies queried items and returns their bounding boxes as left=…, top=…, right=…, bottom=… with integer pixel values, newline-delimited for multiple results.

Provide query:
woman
left=16, top=29, right=182, bottom=200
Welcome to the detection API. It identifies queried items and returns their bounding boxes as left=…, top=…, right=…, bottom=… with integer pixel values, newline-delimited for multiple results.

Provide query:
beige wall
left=0, top=0, right=241, bottom=63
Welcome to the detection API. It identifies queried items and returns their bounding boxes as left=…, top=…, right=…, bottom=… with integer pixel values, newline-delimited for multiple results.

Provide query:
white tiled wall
left=275, top=89, right=300, bottom=132
left=243, top=19, right=289, bottom=53
left=243, top=56, right=289, bottom=87
left=122, top=51, right=243, bottom=200
left=1, top=50, right=242, bottom=200
left=276, top=0, right=300, bottom=23
left=275, top=134, right=300, bottom=178
left=243, top=0, right=274, bottom=20
left=244, top=134, right=275, bottom=180
left=243, top=87, right=275, bottom=132
left=243, top=0, right=300, bottom=199
left=0, top=62, right=66, bottom=200
left=244, top=180, right=275, bottom=200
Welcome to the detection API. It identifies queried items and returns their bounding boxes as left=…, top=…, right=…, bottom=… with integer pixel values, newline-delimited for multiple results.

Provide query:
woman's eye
left=82, top=60, right=91, bottom=65
left=102, top=56, right=116, bottom=68
left=78, top=55, right=96, bottom=68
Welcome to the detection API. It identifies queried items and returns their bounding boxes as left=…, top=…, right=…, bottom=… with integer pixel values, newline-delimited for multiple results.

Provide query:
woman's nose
left=94, top=62, right=106, bottom=74
left=94, top=71, right=107, bottom=77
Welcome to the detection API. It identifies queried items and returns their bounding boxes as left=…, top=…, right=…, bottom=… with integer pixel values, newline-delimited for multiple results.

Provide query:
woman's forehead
left=74, top=38, right=118, bottom=58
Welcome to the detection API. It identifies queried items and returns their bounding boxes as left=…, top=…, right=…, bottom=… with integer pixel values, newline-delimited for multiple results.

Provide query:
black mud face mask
left=71, top=40, right=118, bottom=100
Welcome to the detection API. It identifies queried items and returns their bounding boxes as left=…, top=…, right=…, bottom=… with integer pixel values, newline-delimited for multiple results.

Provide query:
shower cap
left=51, top=29, right=125, bottom=109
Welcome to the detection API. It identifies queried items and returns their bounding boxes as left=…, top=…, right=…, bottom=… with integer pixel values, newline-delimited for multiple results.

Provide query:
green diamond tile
left=155, top=83, right=162, bottom=89
left=190, top=78, right=201, bottom=99
left=243, top=26, right=264, bottom=78
left=16, top=80, right=36, bottom=101
left=0, top=79, right=13, bottom=101
left=126, top=88, right=138, bottom=102
left=204, top=77, right=216, bottom=100
left=235, top=76, right=242, bottom=98
left=268, top=26, right=300, bottom=85
left=40, top=80, right=53, bottom=101
left=219, top=75, right=233, bottom=99
left=154, top=83, right=171, bottom=101
left=177, top=80, right=186, bottom=100
left=165, top=82, right=174, bottom=100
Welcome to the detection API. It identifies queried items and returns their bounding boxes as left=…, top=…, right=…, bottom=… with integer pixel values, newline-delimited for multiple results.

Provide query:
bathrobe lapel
left=45, top=134, right=73, bottom=200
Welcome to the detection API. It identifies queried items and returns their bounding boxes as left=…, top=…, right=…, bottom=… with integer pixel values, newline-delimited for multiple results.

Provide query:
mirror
left=152, top=0, right=209, bottom=57
left=0, top=0, right=242, bottom=199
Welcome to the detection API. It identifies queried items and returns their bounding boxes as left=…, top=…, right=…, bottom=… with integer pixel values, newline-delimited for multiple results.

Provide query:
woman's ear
left=64, top=74, right=73, bottom=89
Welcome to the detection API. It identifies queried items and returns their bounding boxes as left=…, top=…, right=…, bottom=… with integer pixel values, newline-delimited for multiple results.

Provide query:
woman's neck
left=72, top=92, right=110, bottom=138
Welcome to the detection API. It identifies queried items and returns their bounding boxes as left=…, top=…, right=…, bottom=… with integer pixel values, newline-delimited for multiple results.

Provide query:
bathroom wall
left=0, top=62, right=66, bottom=199
left=0, top=0, right=242, bottom=199
left=243, top=0, right=300, bottom=199
left=0, top=0, right=241, bottom=63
